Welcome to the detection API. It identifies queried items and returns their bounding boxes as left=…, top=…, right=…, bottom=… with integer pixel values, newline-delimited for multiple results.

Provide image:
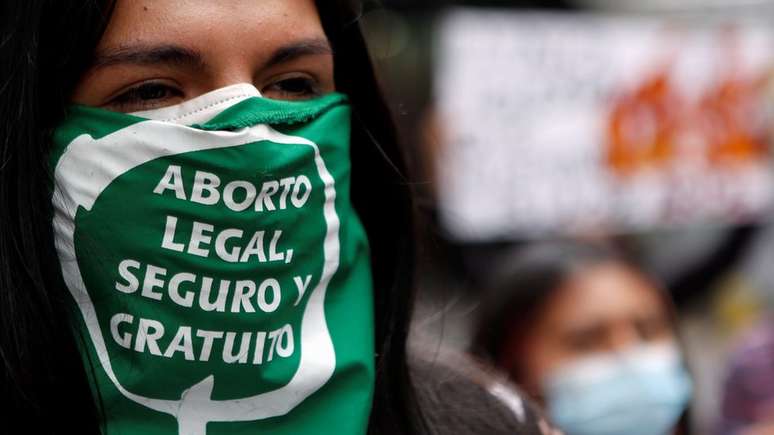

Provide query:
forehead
left=547, top=263, right=667, bottom=327
left=100, top=0, right=325, bottom=53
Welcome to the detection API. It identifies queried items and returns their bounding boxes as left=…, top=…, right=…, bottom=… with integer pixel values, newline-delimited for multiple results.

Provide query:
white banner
left=436, top=9, right=774, bottom=240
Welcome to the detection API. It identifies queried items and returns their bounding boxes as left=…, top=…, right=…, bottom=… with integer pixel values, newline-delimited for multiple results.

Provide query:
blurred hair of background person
left=409, top=345, right=565, bottom=435
left=472, top=242, right=693, bottom=435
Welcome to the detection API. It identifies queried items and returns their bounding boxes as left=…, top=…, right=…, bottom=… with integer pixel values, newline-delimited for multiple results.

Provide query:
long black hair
left=0, top=1, right=419, bottom=433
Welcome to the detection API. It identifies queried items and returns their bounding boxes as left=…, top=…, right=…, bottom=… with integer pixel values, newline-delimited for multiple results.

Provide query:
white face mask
left=542, top=342, right=693, bottom=435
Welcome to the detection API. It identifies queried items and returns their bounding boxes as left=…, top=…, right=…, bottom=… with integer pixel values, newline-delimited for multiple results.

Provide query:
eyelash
left=106, top=75, right=321, bottom=111
left=107, top=81, right=184, bottom=111
left=262, top=75, right=322, bottom=100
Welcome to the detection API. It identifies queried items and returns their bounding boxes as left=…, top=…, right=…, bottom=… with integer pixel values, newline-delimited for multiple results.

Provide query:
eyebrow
left=92, top=38, right=333, bottom=71
left=264, top=38, right=333, bottom=69
left=93, top=45, right=205, bottom=69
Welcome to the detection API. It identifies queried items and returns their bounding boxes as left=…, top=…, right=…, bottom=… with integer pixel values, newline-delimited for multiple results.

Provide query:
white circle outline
left=52, top=119, right=341, bottom=432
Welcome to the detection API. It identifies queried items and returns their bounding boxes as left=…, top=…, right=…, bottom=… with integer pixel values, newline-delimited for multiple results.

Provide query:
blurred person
left=0, top=1, right=550, bottom=434
left=473, top=242, right=693, bottom=435
left=717, top=319, right=774, bottom=435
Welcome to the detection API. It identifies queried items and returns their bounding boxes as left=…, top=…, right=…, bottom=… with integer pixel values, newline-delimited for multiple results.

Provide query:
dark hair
left=472, top=242, right=649, bottom=380
left=317, top=2, right=420, bottom=434
left=0, top=1, right=114, bottom=433
left=0, top=1, right=419, bottom=434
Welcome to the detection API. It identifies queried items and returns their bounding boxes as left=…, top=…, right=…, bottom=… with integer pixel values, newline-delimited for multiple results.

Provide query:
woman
left=0, top=1, right=548, bottom=434
left=473, top=242, right=694, bottom=435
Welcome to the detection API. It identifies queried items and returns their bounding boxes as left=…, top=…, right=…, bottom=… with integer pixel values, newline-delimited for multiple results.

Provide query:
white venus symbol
left=52, top=121, right=341, bottom=435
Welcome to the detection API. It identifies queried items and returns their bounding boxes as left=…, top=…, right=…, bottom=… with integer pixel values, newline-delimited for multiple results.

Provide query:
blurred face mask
left=543, top=342, right=693, bottom=435
left=49, top=84, right=375, bottom=435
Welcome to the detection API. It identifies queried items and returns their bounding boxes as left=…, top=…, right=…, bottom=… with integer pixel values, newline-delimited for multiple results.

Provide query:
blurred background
left=359, top=1, right=774, bottom=434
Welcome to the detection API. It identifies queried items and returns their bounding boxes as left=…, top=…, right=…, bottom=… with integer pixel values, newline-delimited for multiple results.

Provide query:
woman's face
left=502, top=262, right=676, bottom=397
left=71, top=0, right=334, bottom=112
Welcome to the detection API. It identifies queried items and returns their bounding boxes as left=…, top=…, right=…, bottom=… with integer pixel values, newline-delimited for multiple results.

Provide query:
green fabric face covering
left=49, top=84, right=375, bottom=435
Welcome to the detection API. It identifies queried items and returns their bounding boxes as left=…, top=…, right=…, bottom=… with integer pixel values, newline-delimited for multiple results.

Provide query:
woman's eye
left=262, top=75, right=321, bottom=101
left=106, top=82, right=184, bottom=112
left=636, top=315, right=670, bottom=341
left=563, top=325, right=607, bottom=354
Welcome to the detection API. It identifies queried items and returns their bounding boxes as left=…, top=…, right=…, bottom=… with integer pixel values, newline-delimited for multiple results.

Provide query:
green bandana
left=50, top=84, right=375, bottom=435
